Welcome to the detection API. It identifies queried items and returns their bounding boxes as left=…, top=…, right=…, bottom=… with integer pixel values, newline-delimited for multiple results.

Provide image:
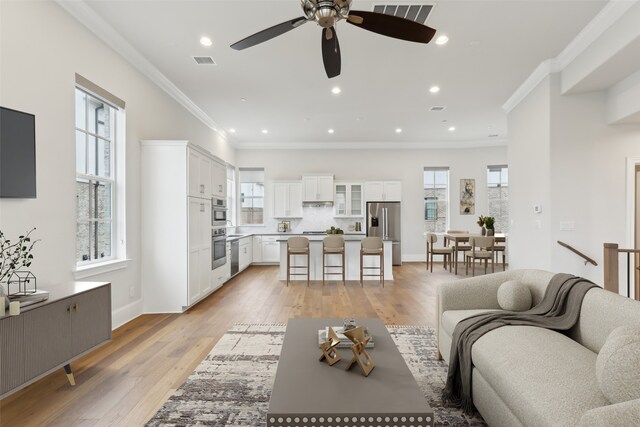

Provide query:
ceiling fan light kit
left=230, top=0, right=437, bottom=78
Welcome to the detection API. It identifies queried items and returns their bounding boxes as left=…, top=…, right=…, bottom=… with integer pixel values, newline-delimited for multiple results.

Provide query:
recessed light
left=356, top=117, right=364, bottom=121
left=429, top=86, right=440, bottom=94
left=435, top=35, right=449, bottom=45
left=262, top=129, right=268, bottom=134
left=200, top=36, right=213, bottom=47
left=395, top=128, right=402, bottom=133
left=448, top=126, right=456, bottom=132
left=328, top=129, right=335, bottom=134
left=240, top=98, right=247, bottom=102
left=331, top=86, right=341, bottom=95
left=229, top=128, right=236, bottom=133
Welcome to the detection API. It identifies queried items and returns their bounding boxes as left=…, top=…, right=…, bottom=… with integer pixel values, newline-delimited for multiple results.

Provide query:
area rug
left=147, top=323, right=486, bottom=427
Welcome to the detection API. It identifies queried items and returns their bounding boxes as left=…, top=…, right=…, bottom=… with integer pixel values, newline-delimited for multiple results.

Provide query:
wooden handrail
left=557, top=241, right=598, bottom=266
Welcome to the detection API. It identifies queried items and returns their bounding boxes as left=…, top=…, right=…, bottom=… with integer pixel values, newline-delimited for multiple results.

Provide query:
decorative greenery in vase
left=484, top=216, right=496, bottom=236
left=477, top=215, right=486, bottom=235
left=0, top=228, right=38, bottom=284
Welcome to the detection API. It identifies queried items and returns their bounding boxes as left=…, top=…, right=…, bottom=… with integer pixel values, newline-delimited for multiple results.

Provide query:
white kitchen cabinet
left=239, top=237, right=252, bottom=271
left=302, top=175, right=334, bottom=202
left=334, top=182, right=364, bottom=217
left=188, top=149, right=211, bottom=199
left=211, top=159, right=227, bottom=199
left=252, top=236, right=263, bottom=263
left=273, top=181, right=303, bottom=218
left=188, top=198, right=212, bottom=305
left=364, top=181, right=402, bottom=202
left=141, top=140, right=221, bottom=313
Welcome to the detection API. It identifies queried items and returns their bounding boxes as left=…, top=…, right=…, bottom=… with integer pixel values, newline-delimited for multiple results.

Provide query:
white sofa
left=437, top=269, right=640, bottom=427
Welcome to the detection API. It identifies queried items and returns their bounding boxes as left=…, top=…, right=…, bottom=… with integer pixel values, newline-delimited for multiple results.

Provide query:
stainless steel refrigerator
left=366, top=201, right=402, bottom=265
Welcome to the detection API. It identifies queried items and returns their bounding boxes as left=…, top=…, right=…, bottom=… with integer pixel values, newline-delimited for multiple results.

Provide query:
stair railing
left=603, top=243, right=640, bottom=300
left=557, top=240, right=598, bottom=266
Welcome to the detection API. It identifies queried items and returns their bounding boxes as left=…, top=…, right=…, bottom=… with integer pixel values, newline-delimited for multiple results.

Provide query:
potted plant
left=0, top=228, right=38, bottom=308
left=484, top=216, right=496, bottom=236
left=477, top=215, right=486, bottom=236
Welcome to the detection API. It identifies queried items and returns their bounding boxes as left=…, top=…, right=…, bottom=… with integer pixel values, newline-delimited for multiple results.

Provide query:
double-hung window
left=487, top=165, right=509, bottom=233
left=424, top=167, right=449, bottom=233
left=239, top=168, right=264, bottom=225
left=75, top=81, right=123, bottom=265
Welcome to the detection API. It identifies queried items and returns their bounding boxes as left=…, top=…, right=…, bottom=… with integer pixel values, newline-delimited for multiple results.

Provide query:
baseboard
left=402, top=254, right=427, bottom=262
left=112, top=298, right=143, bottom=330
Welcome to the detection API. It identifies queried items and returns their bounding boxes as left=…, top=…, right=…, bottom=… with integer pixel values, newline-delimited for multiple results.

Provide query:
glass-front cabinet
left=334, top=182, right=364, bottom=217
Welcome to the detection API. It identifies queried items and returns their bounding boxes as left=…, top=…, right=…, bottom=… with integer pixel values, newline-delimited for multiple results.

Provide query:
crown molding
left=501, top=59, right=559, bottom=114
left=233, top=139, right=507, bottom=150
left=55, top=0, right=231, bottom=145
left=502, top=0, right=637, bottom=114
left=555, top=0, right=637, bottom=70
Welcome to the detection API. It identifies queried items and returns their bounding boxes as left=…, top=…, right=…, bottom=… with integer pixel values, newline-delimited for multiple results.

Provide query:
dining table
left=443, top=232, right=507, bottom=275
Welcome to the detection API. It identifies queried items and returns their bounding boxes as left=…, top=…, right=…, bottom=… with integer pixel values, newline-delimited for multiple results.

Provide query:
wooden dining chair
left=426, top=233, right=453, bottom=272
left=465, top=236, right=495, bottom=276
left=446, top=229, right=472, bottom=264
left=494, top=242, right=507, bottom=271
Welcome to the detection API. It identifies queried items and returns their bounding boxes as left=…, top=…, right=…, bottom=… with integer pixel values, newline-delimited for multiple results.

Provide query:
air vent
left=429, top=106, right=446, bottom=112
left=372, top=3, right=434, bottom=24
left=488, top=134, right=499, bottom=138
left=193, top=56, right=216, bottom=65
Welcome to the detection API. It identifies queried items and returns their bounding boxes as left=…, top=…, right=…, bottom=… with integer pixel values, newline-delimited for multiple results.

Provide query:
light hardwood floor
left=0, top=262, right=471, bottom=426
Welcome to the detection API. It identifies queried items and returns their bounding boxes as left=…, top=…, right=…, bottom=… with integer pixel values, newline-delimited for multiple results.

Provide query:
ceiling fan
left=230, top=0, right=437, bottom=78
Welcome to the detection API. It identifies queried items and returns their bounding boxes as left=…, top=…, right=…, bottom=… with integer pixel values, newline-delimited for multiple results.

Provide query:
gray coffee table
left=268, top=318, right=434, bottom=427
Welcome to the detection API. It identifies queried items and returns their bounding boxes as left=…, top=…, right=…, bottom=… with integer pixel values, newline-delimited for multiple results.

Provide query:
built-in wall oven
left=212, top=227, right=227, bottom=269
left=212, top=197, right=227, bottom=227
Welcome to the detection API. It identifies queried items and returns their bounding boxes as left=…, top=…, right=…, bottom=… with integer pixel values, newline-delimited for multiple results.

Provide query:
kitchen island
left=277, top=235, right=393, bottom=282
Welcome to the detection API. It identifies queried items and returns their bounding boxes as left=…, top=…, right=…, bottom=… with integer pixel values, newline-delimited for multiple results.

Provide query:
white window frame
left=74, top=84, right=128, bottom=278
left=239, top=168, right=265, bottom=226
left=423, top=167, right=450, bottom=233
left=487, top=165, right=509, bottom=233
left=227, top=164, right=237, bottom=226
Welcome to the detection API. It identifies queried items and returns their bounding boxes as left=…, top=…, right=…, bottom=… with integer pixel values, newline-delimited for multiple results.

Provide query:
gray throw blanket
left=443, top=273, right=597, bottom=413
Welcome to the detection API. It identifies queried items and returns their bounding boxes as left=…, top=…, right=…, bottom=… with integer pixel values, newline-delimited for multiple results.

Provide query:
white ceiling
left=84, top=0, right=606, bottom=146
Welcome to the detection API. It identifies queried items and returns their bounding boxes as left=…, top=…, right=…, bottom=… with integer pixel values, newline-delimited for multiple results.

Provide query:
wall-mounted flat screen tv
left=0, top=107, right=36, bottom=198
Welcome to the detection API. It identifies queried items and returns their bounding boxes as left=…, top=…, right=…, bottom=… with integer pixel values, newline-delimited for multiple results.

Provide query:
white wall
left=548, top=74, right=640, bottom=287
left=508, top=73, right=640, bottom=290
left=507, top=76, right=552, bottom=271
left=0, top=1, right=235, bottom=327
left=236, top=147, right=507, bottom=260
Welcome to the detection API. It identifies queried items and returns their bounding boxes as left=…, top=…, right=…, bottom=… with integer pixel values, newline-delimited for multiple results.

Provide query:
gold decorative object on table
left=319, top=327, right=341, bottom=366
left=343, top=326, right=375, bottom=377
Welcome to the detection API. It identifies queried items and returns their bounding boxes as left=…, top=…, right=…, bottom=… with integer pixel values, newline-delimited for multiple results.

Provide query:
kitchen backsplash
left=235, top=206, right=363, bottom=234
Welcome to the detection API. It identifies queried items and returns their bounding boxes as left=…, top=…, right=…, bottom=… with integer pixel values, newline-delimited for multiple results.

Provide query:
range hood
left=303, top=201, right=334, bottom=207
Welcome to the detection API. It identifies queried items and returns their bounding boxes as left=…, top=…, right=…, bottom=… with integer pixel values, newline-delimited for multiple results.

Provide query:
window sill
left=74, top=258, right=131, bottom=280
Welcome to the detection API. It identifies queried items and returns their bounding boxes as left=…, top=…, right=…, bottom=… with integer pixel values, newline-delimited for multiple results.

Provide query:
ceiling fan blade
left=322, top=26, right=341, bottom=78
left=347, top=10, right=436, bottom=44
left=231, top=17, right=308, bottom=50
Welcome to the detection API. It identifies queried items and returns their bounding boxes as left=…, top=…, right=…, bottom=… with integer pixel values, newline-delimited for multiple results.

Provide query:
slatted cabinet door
left=0, top=315, right=25, bottom=395
left=23, top=298, right=73, bottom=381
left=71, top=285, right=111, bottom=356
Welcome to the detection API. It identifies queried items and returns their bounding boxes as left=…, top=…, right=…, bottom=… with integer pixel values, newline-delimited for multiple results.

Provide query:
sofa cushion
left=596, top=325, right=640, bottom=404
left=497, top=280, right=532, bottom=311
left=441, top=309, right=500, bottom=337
left=472, top=325, right=608, bottom=427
